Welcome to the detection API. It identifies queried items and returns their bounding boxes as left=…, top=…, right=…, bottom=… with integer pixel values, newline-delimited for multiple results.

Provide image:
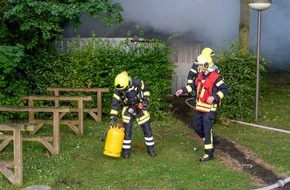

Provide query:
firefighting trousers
left=192, top=111, right=216, bottom=156
left=121, top=108, right=154, bottom=151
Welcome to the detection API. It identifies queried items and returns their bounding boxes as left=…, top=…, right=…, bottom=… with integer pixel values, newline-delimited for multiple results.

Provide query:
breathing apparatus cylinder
left=103, top=126, right=125, bottom=157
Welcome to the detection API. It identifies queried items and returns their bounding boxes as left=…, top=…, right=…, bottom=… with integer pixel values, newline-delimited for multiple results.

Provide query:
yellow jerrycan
left=103, top=126, right=125, bottom=157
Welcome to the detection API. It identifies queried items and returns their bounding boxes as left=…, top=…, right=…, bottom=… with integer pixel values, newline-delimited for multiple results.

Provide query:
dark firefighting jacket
left=187, top=64, right=199, bottom=85
left=110, top=77, right=150, bottom=119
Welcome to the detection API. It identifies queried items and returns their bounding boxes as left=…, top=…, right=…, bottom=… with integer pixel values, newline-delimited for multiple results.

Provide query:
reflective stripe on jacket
left=195, top=71, right=228, bottom=112
left=110, top=77, right=150, bottom=118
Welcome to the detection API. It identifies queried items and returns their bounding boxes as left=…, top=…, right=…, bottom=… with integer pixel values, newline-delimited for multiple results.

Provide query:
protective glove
left=143, top=102, right=149, bottom=110
left=128, top=107, right=136, bottom=115
left=109, top=117, right=116, bottom=126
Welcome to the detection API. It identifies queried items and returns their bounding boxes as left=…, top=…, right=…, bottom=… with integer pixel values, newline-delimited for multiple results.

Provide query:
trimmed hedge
left=0, top=38, right=268, bottom=122
left=216, top=41, right=268, bottom=122
left=13, top=36, right=175, bottom=120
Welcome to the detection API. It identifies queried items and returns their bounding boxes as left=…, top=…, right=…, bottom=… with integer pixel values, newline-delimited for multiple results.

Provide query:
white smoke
left=117, top=0, right=290, bottom=70
left=116, top=0, right=240, bottom=46
left=250, top=1, right=290, bottom=70
left=63, top=0, right=290, bottom=70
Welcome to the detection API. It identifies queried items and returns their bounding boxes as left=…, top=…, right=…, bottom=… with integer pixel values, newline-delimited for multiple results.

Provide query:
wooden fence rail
left=0, top=105, right=70, bottom=185
left=47, top=87, right=109, bottom=122
left=0, top=123, right=35, bottom=186
left=0, top=106, right=69, bottom=155
left=20, top=95, right=92, bottom=135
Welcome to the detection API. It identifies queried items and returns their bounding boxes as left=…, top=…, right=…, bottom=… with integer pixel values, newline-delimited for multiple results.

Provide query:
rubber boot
left=147, top=145, right=157, bottom=157
left=199, top=154, right=213, bottom=162
left=122, top=149, right=130, bottom=159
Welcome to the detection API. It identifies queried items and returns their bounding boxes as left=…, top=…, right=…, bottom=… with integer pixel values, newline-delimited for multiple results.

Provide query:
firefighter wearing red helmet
left=109, top=71, right=156, bottom=159
left=176, top=54, right=228, bottom=162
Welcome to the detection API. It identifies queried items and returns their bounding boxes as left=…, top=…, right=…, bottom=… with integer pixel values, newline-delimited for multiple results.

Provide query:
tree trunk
left=239, top=0, right=250, bottom=54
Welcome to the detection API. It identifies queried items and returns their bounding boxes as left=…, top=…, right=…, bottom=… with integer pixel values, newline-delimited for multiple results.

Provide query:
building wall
left=171, top=43, right=203, bottom=94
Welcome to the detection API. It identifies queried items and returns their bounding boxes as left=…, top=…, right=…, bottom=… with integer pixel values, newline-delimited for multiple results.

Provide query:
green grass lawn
left=1, top=83, right=289, bottom=190
left=216, top=83, right=290, bottom=176
left=0, top=119, right=254, bottom=190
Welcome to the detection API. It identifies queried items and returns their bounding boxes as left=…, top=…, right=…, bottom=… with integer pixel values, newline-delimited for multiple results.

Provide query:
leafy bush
left=0, top=37, right=269, bottom=123
left=14, top=36, right=175, bottom=119
left=216, top=41, right=268, bottom=122
left=0, top=44, right=27, bottom=121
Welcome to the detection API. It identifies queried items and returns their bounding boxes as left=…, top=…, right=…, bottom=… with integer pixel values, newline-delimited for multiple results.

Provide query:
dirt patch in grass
left=171, top=96, right=288, bottom=188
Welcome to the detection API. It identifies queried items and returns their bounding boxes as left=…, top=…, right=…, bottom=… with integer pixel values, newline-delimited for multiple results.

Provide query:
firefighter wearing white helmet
left=109, top=71, right=156, bottom=159
left=175, top=54, right=228, bottom=162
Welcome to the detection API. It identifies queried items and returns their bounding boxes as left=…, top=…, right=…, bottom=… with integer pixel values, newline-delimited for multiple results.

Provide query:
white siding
left=171, top=43, right=203, bottom=95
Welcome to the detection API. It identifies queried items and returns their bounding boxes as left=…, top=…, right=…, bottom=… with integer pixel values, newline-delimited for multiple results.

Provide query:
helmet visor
left=197, top=62, right=210, bottom=72
left=115, top=84, right=126, bottom=90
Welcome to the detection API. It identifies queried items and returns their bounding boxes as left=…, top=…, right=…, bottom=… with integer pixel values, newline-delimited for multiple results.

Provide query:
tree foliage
left=0, top=0, right=123, bottom=121
left=0, top=0, right=123, bottom=50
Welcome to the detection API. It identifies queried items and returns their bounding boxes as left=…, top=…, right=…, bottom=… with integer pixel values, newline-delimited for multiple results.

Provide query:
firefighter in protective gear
left=176, top=54, right=228, bottom=162
left=186, top=47, right=218, bottom=101
left=109, top=71, right=156, bottom=159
